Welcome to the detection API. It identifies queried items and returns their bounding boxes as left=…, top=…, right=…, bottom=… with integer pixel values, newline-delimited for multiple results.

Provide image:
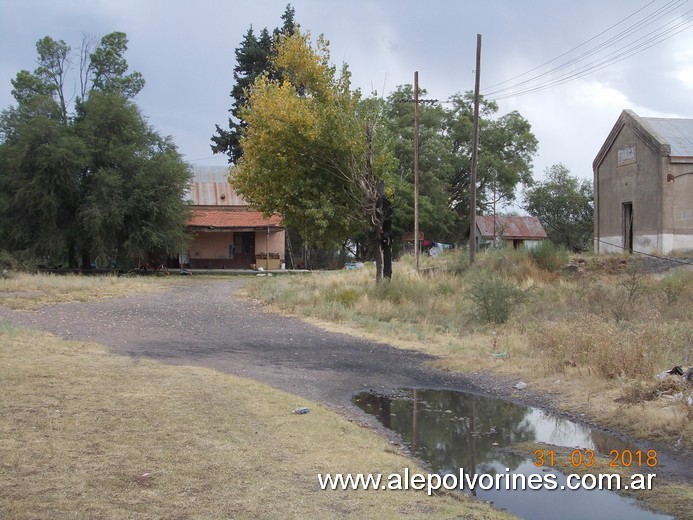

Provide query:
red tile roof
left=189, top=206, right=282, bottom=229
left=476, top=215, right=547, bottom=240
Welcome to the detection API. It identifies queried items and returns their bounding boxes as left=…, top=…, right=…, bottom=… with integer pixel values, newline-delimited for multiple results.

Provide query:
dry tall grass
left=0, top=323, right=510, bottom=519
left=247, top=249, right=693, bottom=449
left=0, top=272, right=172, bottom=309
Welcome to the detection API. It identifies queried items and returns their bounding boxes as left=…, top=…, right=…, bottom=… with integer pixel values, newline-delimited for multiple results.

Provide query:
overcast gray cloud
left=1, top=0, right=692, bottom=190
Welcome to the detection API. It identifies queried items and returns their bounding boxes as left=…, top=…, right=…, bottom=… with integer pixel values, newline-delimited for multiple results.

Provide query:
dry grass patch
left=0, top=272, right=173, bottom=310
left=244, top=251, right=693, bottom=450
left=0, top=323, right=512, bottom=520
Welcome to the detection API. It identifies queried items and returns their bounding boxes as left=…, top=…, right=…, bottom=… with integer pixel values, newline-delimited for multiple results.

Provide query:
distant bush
left=467, top=270, right=527, bottom=324
left=0, top=250, right=40, bottom=274
left=327, top=288, right=361, bottom=308
left=529, top=241, right=569, bottom=272
left=660, top=269, right=691, bottom=304
left=0, top=250, right=19, bottom=272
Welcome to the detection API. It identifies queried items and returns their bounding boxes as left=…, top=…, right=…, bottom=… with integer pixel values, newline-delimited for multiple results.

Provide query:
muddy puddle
left=353, top=388, right=672, bottom=520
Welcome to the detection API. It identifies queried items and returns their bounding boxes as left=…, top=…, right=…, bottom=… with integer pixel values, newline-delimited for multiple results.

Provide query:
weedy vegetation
left=247, top=248, right=693, bottom=450
left=0, top=272, right=173, bottom=310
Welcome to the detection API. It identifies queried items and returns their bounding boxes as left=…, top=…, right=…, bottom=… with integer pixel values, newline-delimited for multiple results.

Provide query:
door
left=623, top=202, right=633, bottom=253
left=231, top=232, right=255, bottom=268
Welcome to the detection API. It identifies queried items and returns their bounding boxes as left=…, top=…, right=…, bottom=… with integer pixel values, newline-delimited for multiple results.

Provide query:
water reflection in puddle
left=353, top=388, right=672, bottom=520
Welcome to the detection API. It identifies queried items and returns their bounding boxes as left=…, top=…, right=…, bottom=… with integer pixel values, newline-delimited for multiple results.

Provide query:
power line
left=595, top=237, right=693, bottom=266
left=482, top=0, right=693, bottom=101
left=483, top=0, right=664, bottom=92
left=485, top=1, right=689, bottom=97
left=490, top=13, right=693, bottom=100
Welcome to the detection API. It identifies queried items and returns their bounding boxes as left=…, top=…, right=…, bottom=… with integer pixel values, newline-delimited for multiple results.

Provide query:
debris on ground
left=292, top=407, right=310, bottom=414
left=514, top=381, right=527, bottom=391
left=655, top=365, right=692, bottom=383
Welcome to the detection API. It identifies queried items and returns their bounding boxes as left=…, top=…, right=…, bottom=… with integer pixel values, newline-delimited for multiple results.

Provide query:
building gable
left=592, top=109, right=670, bottom=172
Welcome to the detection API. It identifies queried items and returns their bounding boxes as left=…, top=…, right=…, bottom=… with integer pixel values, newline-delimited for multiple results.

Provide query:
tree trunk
left=374, top=230, right=384, bottom=283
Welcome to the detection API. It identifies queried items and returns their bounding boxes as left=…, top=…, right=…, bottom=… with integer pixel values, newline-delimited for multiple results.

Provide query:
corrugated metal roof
left=476, top=215, right=548, bottom=240
left=189, top=207, right=282, bottom=228
left=186, top=166, right=247, bottom=205
left=191, top=165, right=231, bottom=183
left=641, top=117, right=693, bottom=157
left=190, top=182, right=246, bottom=206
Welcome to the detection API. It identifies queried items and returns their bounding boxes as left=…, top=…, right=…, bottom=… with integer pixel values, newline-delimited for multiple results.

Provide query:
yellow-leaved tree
left=232, top=29, right=397, bottom=281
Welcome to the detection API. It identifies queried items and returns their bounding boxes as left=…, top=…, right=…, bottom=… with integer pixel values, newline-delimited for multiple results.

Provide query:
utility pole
left=399, top=73, right=437, bottom=271
left=414, top=71, right=420, bottom=272
left=470, top=34, right=481, bottom=265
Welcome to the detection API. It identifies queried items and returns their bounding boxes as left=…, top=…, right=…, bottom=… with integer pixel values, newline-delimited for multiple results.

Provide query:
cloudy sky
left=1, top=0, right=692, bottom=191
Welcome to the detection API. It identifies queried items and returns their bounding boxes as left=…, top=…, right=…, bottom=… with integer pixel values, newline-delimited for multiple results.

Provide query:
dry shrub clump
left=528, top=317, right=691, bottom=380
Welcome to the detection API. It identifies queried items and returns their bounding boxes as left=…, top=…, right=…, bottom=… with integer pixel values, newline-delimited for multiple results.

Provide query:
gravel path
left=0, top=279, right=480, bottom=411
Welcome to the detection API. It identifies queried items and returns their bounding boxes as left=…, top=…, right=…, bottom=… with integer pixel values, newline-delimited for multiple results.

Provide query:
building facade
left=593, top=110, right=693, bottom=255
left=184, top=166, right=285, bottom=269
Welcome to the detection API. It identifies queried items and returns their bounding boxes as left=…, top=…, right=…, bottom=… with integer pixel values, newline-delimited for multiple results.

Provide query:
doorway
left=231, top=232, right=255, bottom=268
left=622, top=202, right=633, bottom=253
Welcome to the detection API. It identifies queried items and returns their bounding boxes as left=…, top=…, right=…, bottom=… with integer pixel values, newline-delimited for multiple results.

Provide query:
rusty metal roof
left=190, top=181, right=246, bottom=206
left=476, top=215, right=548, bottom=240
left=641, top=117, right=693, bottom=158
left=191, top=165, right=231, bottom=183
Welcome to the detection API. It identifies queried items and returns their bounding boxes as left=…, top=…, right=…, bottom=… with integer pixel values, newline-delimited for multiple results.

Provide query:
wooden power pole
left=470, top=34, right=481, bottom=265
left=414, top=71, right=420, bottom=272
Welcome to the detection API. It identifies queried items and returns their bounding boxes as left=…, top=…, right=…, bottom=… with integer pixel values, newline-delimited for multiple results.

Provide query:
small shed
left=475, top=215, right=548, bottom=250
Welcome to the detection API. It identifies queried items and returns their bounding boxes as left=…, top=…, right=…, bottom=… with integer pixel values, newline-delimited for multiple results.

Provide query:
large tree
left=0, top=32, right=191, bottom=267
left=446, top=93, right=537, bottom=235
left=382, top=90, right=537, bottom=246
left=523, top=164, right=593, bottom=252
left=211, top=4, right=296, bottom=164
left=232, top=30, right=396, bottom=281
left=384, top=86, right=458, bottom=245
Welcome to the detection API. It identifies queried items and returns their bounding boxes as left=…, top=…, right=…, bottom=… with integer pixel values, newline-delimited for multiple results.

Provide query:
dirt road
left=0, top=278, right=480, bottom=411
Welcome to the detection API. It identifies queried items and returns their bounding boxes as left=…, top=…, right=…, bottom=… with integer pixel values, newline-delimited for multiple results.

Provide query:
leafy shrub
left=0, top=250, right=19, bottom=272
left=327, top=288, right=361, bottom=307
left=660, top=269, right=691, bottom=304
left=529, top=241, right=569, bottom=272
left=467, top=270, right=527, bottom=324
left=0, top=250, right=41, bottom=273
left=448, top=251, right=470, bottom=275
left=369, top=277, right=426, bottom=305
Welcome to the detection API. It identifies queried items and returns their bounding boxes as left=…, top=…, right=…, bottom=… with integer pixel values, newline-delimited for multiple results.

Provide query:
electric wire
left=482, top=0, right=693, bottom=101
left=486, top=3, right=691, bottom=98
left=482, top=0, right=666, bottom=92
left=490, top=13, right=693, bottom=100
left=594, top=237, right=693, bottom=265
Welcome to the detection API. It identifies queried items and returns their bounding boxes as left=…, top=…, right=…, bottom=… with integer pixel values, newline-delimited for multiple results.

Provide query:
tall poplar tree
left=233, top=30, right=397, bottom=281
